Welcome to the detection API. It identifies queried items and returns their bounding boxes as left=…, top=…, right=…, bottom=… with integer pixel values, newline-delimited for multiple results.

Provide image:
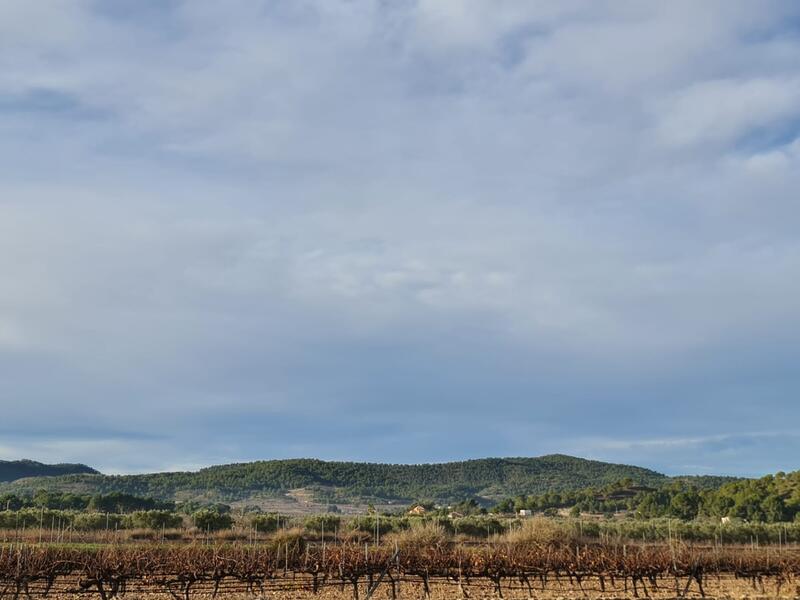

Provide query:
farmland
left=2, top=518, right=800, bottom=599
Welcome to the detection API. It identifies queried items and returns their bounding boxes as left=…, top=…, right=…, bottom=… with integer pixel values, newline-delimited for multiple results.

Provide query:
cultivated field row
left=2, top=541, right=800, bottom=599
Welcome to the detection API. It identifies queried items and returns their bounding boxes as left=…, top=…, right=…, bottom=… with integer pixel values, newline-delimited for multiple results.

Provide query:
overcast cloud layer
left=1, top=1, right=799, bottom=476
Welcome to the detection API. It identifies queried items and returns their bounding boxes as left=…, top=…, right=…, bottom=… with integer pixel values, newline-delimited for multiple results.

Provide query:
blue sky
left=1, top=1, right=799, bottom=476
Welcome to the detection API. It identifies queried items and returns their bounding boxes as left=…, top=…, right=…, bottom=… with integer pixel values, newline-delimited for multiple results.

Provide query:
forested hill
left=0, top=455, right=668, bottom=504
left=0, top=460, right=98, bottom=483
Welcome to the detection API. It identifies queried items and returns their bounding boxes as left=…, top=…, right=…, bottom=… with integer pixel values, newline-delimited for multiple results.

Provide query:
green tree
left=192, top=509, right=233, bottom=531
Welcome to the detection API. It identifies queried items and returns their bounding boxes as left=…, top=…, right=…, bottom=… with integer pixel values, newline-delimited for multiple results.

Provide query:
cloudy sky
left=1, top=1, right=799, bottom=476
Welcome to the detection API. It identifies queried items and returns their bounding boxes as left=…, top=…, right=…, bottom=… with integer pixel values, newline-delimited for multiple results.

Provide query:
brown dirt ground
left=14, top=574, right=800, bottom=599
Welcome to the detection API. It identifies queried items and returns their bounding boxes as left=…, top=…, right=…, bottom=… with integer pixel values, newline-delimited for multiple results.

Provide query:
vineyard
left=2, top=538, right=799, bottom=599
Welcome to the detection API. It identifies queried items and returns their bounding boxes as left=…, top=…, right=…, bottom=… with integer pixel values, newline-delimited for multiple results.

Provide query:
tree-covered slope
left=498, top=471, right=800, bottom=522
left=0, top=459, right=99, bottom=483
left=0, top=455, right=668, bottom=504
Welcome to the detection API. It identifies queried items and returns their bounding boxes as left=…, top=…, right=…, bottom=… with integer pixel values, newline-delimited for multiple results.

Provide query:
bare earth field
left=12, top=574, right=800, bottom=599
left=227, top=488, right=398, bottom=516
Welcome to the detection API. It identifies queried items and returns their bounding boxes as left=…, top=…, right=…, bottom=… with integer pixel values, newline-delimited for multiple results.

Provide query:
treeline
left=494, top=471, right=800, bottom=522
left=0, top=508, right=183, bottom=531
left=0, top=507, right=506, bottom=538
left=0, top=490, right=174, bottom=513
left=4, top=506, right=800, bottom=545
left=0, top=506, right=233, bottom=532
left=1, top=455, right=668, bottom=503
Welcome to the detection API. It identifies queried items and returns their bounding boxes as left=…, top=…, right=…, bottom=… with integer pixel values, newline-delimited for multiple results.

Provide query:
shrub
left=503, top=517, right=578, bottom=548
left=72, top=512, right=125, bottom=531
left=250, top=513, right=281, bottom=533
left=269, top=527, right=306, bottom=553
left=124, top=510, right=183, bottom=530
left=349, top=515, right=406, bottom=536
left=451, top=516, right=506, bottom=538
left=303, top=514, right=341, bottom=534
left=389, top=521, right=451, bottom=550
left=192, top=509, right=233, bottom=531
left=0, top=508, right=65, bottom=529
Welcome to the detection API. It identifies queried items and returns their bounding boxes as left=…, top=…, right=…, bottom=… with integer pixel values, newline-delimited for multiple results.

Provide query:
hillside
left=498, top=472, right=798, bottom=522
left=0, top=455, right=668, bottom=505
left=671, top=475, right=741, bottom=489
left=0, top=459, right=99, bottom=483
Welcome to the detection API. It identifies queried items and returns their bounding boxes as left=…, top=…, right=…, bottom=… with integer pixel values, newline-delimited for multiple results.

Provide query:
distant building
left=519, top=509, right=533, bottom=517
left=448, top=511, right=464, bottom=519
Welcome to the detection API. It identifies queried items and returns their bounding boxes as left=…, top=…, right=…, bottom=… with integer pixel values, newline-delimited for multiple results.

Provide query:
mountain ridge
left=0, top=459, right=99, bottom=483
left=0, top=454, right=694, bottom=505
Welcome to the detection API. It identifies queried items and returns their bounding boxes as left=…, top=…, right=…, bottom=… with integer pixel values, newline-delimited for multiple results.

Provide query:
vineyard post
left=667, top=519, right=671, bottom=545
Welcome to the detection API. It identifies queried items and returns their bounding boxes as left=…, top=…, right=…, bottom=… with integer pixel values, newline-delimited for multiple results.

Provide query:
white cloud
left=654, top=78, right=800, bottom=147
left=0, top=1, right=798, bottom=473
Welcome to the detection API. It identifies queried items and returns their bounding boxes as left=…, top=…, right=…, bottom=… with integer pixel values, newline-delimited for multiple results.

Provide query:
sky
left=1, top=1, right=800, bottom=476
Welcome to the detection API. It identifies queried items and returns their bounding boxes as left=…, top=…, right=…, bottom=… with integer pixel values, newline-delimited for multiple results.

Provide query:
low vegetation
left=3, top=506, right=800, bottom=545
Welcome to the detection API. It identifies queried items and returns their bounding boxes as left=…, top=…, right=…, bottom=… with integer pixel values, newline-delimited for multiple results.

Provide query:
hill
left=0, top=455, right=668, bottom=505
left=0, top=459, right=99, bottom=483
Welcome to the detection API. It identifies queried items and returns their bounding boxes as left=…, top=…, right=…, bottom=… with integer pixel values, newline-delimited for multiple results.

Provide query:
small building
left=519, top=509, right=533, bottom=517
left=448, top=511, right=464, bottom=519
